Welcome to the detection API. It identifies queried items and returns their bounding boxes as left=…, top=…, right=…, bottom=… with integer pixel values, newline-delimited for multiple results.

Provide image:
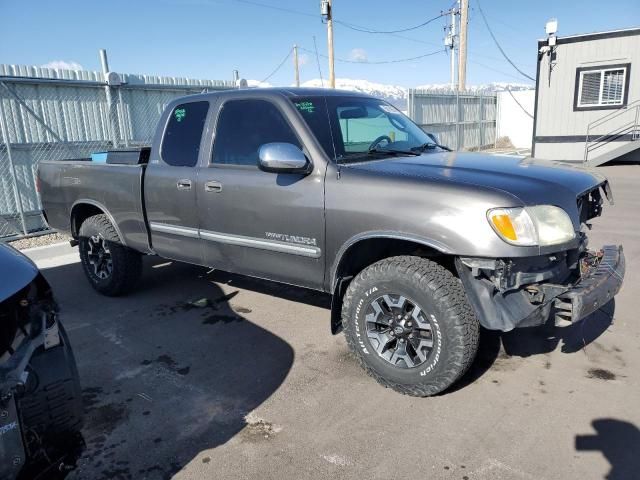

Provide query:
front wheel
left=78, top=214, right=142, bottom=296
left=341, top=256, right=479, bottom=396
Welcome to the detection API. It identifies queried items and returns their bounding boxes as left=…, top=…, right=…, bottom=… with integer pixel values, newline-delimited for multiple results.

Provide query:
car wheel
left=342, top=256, right=479, bottom=396
left=18, top=323, right=84, bottom=469
left=78, top=214, right=142, bottom=296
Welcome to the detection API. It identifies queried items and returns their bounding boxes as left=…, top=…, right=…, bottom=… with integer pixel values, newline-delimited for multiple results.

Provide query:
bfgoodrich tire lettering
left=342, top=256, right=480, bottom=396
left=78, top=214, right=142, bottom=296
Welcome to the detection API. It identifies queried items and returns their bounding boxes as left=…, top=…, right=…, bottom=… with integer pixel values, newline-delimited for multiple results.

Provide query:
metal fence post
left=0, top=102, right=28, bottom=235
left=100, top=49, right=120, bottom=149
left=455, top=89, right=461, bottom=150
left=479, top=94, right=485, bottom=148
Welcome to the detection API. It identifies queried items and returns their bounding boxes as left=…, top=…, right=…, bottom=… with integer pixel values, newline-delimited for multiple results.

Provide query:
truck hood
left=0, top=244, right=39, bottom=302
left=345, top=152, right=607, bottom=207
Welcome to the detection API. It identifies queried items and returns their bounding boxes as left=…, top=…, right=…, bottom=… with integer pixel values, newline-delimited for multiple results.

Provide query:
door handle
left=177, top=179, right=192, bottom=190
left=204, top=180, right=222, bottom=193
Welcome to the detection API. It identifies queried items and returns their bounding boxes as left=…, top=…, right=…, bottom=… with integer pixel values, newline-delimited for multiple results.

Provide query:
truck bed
left=38, top=160, right=152, bottom=253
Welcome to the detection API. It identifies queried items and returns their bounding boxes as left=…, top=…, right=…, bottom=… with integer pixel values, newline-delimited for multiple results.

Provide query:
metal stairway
left=584, top=99, right=640, bottom=166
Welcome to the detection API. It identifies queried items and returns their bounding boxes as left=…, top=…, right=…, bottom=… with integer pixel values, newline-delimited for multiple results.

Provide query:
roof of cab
left=179, top=87, right=373, bottom=103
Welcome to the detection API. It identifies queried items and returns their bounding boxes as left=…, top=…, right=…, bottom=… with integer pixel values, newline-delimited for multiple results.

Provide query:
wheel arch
left=70, top=200, right=126, bottom=246
left=329, top=232, right=454, bottom=334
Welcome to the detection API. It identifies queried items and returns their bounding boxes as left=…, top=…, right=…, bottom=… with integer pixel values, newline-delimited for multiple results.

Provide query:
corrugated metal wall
left=407, top=89, right=497, bottom=150
left=0, top=64, right=234, bottom=238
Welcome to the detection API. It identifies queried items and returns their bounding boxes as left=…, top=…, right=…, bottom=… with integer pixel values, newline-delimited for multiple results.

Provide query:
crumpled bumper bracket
left=554, top=245, right=625, bottom=324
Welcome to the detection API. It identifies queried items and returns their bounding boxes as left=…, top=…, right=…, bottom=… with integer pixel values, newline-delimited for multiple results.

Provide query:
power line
left=475, top=0, right=535, bottom=82
left=228, top=0, right=316, bottom=18
left=230, top=0, right=533, bottom=73
left=260, top=48, right=293, bottom=83
left=506, top=88, right=534, bottom=118
left=300, top=46, right=446, bottom=65
left=313, top=36, right=324, bottom=87
left=334, top=12, right=447, bottom=34
left=468, top=59, right=531, bottom=82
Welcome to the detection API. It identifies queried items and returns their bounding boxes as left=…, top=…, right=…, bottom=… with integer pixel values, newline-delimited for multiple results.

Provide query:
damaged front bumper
left=455, top=245, right=625, bottom=331
left=0, top=293, right=61, bottom=479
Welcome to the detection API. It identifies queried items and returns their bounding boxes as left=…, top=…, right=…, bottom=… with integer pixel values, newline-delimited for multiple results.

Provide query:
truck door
left=144, top=100, right=210, bottom=265
left=196, top=96, right=327, bottom=290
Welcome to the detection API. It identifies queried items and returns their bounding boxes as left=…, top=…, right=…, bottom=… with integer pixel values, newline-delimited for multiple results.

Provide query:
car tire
left=18, top=323, right=83, bottom=462
left=341, top=256, right=479, bottom=397
left=78, top=214, right=142, bottom=296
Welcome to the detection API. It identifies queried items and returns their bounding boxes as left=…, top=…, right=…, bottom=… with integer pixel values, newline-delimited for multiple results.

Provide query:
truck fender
left=329, top=231, right=452, bottom=334
left=330, top=231, right=452, bottom=291
left=70, top=199, right=127, bottom=247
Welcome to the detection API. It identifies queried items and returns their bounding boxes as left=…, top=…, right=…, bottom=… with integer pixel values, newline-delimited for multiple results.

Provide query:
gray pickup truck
left=38, top=88, right=625, bottom=396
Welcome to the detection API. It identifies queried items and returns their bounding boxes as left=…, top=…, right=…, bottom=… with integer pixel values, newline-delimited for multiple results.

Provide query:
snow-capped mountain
left=246, top=78, right=534, bottom=109
left=413, top=82, right=533, bottom=93
left=300, top=78, right=407, bottom=101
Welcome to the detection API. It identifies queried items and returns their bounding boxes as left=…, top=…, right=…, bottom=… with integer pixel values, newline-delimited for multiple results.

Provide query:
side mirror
left=258, top=143, right=310, bottom=174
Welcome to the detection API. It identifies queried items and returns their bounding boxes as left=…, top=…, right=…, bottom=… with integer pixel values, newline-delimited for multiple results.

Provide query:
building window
left=574, top=64, right=630, bottom=110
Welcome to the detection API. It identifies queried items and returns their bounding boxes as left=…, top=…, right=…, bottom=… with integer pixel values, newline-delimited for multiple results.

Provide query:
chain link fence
left=0, top=64, right=234, bottom=240
left=407, top=89, right=497, bottom=150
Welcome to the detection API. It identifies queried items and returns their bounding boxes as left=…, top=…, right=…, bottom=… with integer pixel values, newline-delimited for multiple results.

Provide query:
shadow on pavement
left=501, top=299, right=615, bottom=356
left=39, top=257, right=295, bottom=480
left=576, top=418, right=640, bottom=480
left=454, top=300, right=615, bottom=390
left=207, top=269, right=332, bottom=310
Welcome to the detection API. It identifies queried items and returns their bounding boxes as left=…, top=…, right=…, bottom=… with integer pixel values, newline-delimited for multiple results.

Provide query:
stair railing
left=584, top=99, right=640, bottom=163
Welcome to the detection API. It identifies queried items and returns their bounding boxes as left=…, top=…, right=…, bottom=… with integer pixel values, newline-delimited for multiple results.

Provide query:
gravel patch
left=6, top=232, right=70, bottom=250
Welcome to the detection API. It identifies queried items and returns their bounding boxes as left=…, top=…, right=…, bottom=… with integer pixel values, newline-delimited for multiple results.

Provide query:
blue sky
left=1, top=0, right=639, bottom=87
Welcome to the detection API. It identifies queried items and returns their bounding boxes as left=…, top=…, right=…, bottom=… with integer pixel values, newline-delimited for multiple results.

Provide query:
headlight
left=487, top=205, right=575, bottom=246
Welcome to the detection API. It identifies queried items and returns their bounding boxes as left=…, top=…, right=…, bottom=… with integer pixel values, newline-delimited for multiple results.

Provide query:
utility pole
left=457, top=0, right=468, bottom=91
left=446, top=6, right=457, bottom=90
left=293, top=44, right=300, bottom=87
left=321, top=0, right=335, bottom=88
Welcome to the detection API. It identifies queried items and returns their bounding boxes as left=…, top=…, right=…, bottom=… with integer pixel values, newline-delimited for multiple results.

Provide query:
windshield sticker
left=295, top=101, right=315, bottom=114
left=174, top=108, right=186, bottom=122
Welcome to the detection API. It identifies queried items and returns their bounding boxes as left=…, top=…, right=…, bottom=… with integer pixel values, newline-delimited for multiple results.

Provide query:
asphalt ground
left=24, top=164, right=640, bottom=480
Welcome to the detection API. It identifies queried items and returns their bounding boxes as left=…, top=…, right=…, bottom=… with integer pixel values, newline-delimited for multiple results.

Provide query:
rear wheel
left=78, top=214, right=142, bottom=296
left=342, top=256, right=479, bottom=396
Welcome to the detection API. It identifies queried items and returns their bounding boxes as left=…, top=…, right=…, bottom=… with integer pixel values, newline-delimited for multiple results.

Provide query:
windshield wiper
left=412, top=142, right=452, bottom=152
left=368, top=147, right=420, bottom=157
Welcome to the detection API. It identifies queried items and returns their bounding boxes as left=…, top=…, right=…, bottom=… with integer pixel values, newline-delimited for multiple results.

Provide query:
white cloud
left=41, top=60, right=84, bottom=71
left=348, top=48, right=368, bottom=63
left=246, top=79, right=272, bottom=88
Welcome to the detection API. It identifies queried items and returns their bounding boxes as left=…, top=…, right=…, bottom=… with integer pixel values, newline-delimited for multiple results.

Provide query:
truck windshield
left=292, top=96, right=442, bottom=163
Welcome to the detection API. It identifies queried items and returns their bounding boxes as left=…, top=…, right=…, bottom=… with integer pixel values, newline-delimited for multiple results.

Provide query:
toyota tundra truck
left=37, top=88, right=625, bottom=396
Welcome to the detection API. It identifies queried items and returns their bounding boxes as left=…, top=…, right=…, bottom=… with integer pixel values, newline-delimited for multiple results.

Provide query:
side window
left=213, top=99, right=300, bottom=166
left=161, top=101, right=209, bottom=167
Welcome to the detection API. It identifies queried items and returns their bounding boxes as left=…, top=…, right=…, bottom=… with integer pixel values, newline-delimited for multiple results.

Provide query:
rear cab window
left=161, top=101, right=209, bottom=167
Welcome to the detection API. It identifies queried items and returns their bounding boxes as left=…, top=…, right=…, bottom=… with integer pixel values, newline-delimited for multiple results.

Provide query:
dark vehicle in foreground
left=38, top=88, right=625, bottom=396
left=0, top=244, right=83, bottom=479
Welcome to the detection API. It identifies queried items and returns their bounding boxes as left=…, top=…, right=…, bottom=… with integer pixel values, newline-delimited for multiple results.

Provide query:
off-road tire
left=342, top=256, right=479, bottom=396
left=78, top=214, right=142, bottom=296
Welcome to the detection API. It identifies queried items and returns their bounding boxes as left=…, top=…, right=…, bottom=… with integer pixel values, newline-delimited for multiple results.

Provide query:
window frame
left=573, top=63, right=631, bottom=111
left=209, top=97, right=305, bottom=170
left=159, top=100, right=211, bottom=168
